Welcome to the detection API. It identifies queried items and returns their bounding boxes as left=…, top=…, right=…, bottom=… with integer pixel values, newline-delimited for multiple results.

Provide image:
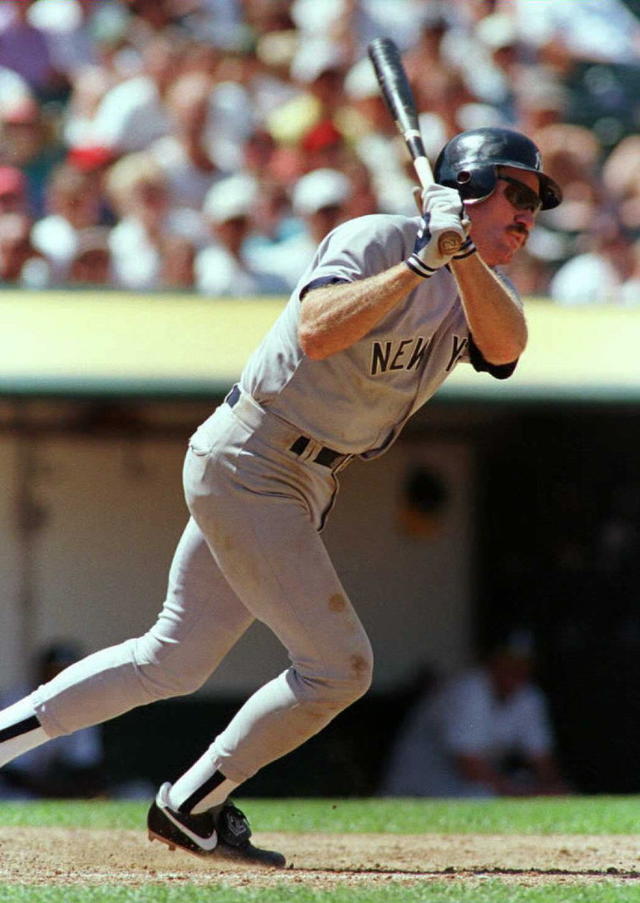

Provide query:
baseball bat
left=367, top=37, right=462, bottom=255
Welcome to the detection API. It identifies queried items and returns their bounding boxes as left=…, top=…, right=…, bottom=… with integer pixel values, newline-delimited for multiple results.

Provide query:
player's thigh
left=188, top=470, right=372, bottom=681
left=141, top=516, right=254, bottom=676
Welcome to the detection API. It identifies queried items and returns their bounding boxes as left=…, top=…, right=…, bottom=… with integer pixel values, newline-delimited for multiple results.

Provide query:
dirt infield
left=1, top=829, right=639, bottom=888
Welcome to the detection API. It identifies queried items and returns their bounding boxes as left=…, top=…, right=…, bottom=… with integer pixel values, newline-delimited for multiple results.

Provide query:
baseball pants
left=29, top=388, right=374, bottom=785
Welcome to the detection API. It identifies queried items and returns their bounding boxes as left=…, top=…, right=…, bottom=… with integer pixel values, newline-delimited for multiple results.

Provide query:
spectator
left=195, top=172, right=289, bottom=296
left=118, top=0, right=186, bottom=44
left=0, top=166, right=29, bottom=216
left=62, top=64, right=115, bottom=152
left=601, top=135, right=640, bottom=232
left=86, top=30, right=188, bottom=154
left=526, top=122, right=604, bottom=268
left=509, top=0, right=640, bottom=69
left=249, top=167, right=352, bottom=291
left=67, top=226, right=113, bottom=286
left=106, top=151, right=205, bottom=290
left=149, top=71, right=225, bottom=210
left=504, top=246, right=555, bottom=298
left=179, top=0, right=246, bottom=52
left=27, top=0, right=99, bottom=82
left=266, top=36, right=347, bottom=147
left=290, top=166, right=352, bottom=243
left=549, top=215, right=640, bottom=307
left=31, top=162, right=104, bottom=282
left=0, top=96, right=65, bottom=218
left=298, top=119, right=349, bottom=176
left=0, top=212, right=50, bottom=286
left=340, top=56, right=417, bottom=215
left=403, top=9, right=454, bottom=90
left=380, top=635, right=569, bottom=797
left=159, top=234, right=197, bottom=290
left=242, top=127, right=282, bottom=182
left=416, top=68, right=498, bottom=159
left=514, top=68, right=571, bottom=136
left=246, top=178, right=301, bottom=251
left=0, top=1, right=68, bottom=102
left=339, top=157, right=379, bottom=221
left=0, top=0, right=634, bottom=299
left=0, top=642, right=105, bottom=799
left=0, top=65, right=33, bottom=116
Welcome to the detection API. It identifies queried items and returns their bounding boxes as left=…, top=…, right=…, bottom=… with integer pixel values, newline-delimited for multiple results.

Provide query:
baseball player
left=0, top=127, right=561, bottom=868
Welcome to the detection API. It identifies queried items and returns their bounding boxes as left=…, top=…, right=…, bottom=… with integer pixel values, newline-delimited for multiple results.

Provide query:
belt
left=225, top=385, right=348, bottom=469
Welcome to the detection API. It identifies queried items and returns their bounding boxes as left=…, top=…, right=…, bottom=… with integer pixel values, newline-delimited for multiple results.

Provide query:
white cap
left=292, top=168, right=350, bottom=215
left=290, top=37, right=345, bottom=83
left=456, top=102, right=509, bottom=130
left=344, top=58, right=380, bottom=101
left=203, top=173, right=258, bottom=223
left=27, top=0, right=84, bottom=32
left=255, top=30, right=298, bottom=69
left=476, top=13, right=519, bottom=50
left=290, top=0, right=345, bottom=36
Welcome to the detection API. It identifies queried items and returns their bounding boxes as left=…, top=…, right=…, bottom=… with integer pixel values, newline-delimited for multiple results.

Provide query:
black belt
left=225, top=385, right=347, bottom=469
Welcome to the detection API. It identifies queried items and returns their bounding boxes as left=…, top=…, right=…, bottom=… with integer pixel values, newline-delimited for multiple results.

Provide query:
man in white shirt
left=381, top=635, right=568, bottom=797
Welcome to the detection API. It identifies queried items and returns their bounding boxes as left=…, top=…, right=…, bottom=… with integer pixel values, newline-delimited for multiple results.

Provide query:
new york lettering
left=445, top=335, right=468, bottom=371
left=370, top=336, right=430, bottom=375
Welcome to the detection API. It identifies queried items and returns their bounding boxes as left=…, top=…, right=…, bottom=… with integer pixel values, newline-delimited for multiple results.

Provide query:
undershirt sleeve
left=468, top=333, right=518, bottom=380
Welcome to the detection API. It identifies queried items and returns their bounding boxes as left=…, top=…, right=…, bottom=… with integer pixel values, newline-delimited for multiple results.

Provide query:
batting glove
left=406, top=184, right=472, bottom=278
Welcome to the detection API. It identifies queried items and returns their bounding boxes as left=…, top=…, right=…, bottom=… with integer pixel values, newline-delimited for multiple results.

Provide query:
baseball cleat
left=147, top=782, right=286, bottom=868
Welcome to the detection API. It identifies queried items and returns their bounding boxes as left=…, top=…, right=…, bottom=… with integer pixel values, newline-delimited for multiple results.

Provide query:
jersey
left=240, top=213, right=518, bottom=458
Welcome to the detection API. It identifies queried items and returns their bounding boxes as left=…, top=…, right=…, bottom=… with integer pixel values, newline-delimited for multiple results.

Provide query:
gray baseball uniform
left=1, top=212, right=517, bottom=796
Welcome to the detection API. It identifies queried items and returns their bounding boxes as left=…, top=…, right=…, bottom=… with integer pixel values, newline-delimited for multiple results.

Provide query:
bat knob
left=438, top=232, right=462, bottom=256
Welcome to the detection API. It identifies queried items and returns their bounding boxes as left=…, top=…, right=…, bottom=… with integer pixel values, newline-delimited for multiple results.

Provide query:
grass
left=1, top=796, right=640, bottom=902
left=1, top=794, right=639, bottom=834
left=1, top=883, right=640, bottom=903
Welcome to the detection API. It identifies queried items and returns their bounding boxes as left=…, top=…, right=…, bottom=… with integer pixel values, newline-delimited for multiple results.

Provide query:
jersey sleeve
left=297, top=213, right=416, bottom=298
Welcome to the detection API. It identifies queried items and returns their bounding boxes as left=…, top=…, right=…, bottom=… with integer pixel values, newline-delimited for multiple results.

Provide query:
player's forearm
left=450, top=254, right=527, bottom=364
left=298, top=262, right=421, bottom=359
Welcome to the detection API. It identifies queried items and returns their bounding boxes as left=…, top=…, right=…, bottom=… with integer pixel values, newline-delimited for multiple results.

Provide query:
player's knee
left=137, top=663, right=207, bottom=699
left=341, top=649, right=374, bottom=702
left=296, top=646, right=374, bottom=711
left=131, top=636, right=209, bottom=700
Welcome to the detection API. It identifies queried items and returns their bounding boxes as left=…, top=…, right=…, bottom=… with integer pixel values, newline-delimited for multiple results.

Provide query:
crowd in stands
left=1, top=0, right=640, bottom=303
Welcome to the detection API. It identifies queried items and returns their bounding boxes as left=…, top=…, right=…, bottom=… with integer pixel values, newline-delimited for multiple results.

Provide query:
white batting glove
left=406, top=184, right=475, bottom=278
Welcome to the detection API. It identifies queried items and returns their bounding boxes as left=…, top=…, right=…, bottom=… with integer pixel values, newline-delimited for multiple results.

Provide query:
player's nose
left=514, top=208, right=536, bottom=228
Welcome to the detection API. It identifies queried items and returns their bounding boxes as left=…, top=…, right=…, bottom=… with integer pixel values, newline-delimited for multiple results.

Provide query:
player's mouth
left=506, top=225, right=529, bottom=248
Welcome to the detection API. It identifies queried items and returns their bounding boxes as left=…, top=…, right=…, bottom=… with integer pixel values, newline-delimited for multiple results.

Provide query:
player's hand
left=406, top=185, right=475, bottom=278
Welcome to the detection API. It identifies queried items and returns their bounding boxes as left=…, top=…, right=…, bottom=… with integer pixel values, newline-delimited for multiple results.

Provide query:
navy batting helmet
left=434, top=127, right=562, bottom=210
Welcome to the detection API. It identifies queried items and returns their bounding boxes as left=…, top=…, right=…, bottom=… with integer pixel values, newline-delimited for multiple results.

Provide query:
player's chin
left=486, top=245, right=518, bottom=267
left=497, top=234, right=526, bottom=264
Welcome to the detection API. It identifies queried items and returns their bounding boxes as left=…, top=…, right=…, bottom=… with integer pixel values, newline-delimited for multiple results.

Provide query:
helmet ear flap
left=455, top=165, right=497, bottom=202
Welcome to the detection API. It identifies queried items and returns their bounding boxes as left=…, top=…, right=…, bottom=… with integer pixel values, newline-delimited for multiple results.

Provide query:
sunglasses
left=498, top=175, right=542, bottom=213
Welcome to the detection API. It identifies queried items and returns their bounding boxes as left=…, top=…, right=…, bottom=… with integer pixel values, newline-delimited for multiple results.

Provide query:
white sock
left=0, top=696, right=49, bottom=768
left=167, top=749, right=239, bottom=814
